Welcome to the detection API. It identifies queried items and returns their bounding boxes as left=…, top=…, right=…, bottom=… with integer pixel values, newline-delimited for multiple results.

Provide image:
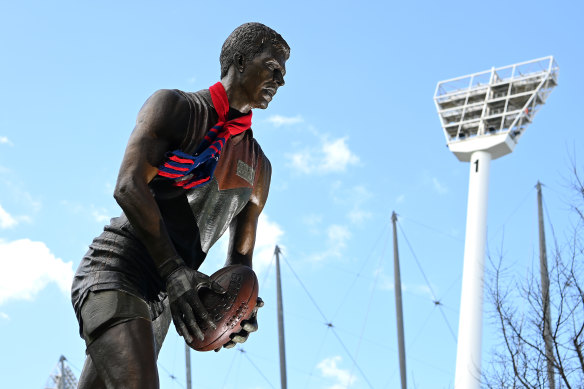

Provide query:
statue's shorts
left=80, top=290, right=151, bottom=347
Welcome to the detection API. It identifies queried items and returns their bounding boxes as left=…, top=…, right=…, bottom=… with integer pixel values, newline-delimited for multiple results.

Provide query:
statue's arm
left=218, top=157, right=271, bottom=350
left=225, top=157, right=272, bottom=268
left=113, top=89, right=189, bottom=269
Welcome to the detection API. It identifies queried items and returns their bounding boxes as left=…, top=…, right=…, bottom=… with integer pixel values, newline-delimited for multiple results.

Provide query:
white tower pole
left=435, top=57, right=558, bottom=388
left=454, top=150, right=491, bottom=389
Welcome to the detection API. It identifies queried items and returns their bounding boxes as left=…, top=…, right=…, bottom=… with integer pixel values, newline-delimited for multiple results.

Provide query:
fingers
left=241, top=315, right=258, bottom=333
left=170, top=303, right=193, bottom=344
left=231, top=330, right=250, bottom=344
left=256, top=297, right=264, bottom=308
left=185, top=291, right=216, bottom=331
left=179, top=300, right=204, bottom=341
left=219, top=330, right=249, bottom=350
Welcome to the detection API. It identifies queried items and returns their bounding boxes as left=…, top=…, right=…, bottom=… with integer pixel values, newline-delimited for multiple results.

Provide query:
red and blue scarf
left=157, top=82, right=252, bottom=189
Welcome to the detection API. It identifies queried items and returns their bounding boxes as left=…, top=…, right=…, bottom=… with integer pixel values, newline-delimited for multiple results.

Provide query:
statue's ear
left=234, top=53, right=245, bottom=73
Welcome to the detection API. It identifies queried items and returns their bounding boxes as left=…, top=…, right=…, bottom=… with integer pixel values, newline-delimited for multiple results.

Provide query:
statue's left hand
left=215, top=297, right=264, bottom=351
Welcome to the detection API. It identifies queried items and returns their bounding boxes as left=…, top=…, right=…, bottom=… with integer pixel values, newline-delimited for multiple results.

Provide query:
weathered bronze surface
left=73, top=22, right=289, bottom=388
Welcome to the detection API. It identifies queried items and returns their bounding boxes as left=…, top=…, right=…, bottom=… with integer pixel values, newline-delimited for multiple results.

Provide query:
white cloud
left=0, top=239, right=74, bottom=304
left=266, top=114, right=303, bottom=127
left=253, top=213, right=284, bottom=274
left=302, top=213, right=323, bottom=235
left=378, top=270, right=435, bottom=300
left=321, top=138, right=360, bottom=173
left=310, top=224, right=351, bottom=262
left=346, top=186, right=373, bottom=225
left=396, top=194, right=406, bottom=204
left=196, top=213, right=284, bottom=280
left=287, top=136, right=359, bottom=175
left=328, top=225, right=350, bottom=249
left=0, top=136, right=13, bottom=146
left=0, top=204, right=17, bottom=229
left=329, top=184, right=373, bottom=226
left=0, top=312, right=9, bottom=320
left=61, top=200, right=115, bottom=224
left=432, top=177, right=448, bottom=194
left=92, top=208, right=111, bottom=224
left=317, top=356, right=357, bottom=389
left=348, top=209, right=372, bottom=224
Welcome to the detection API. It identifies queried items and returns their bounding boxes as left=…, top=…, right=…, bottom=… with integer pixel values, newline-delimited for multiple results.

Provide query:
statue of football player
left=71, top=22, right=289, bottom=388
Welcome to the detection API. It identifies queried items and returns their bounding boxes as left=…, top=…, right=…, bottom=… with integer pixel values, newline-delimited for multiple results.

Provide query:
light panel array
left=434, top=57, right=558, bottom=160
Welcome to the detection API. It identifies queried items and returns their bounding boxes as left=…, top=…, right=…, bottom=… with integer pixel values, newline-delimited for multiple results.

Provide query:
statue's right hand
left=165, top=266, right=224, bottom=343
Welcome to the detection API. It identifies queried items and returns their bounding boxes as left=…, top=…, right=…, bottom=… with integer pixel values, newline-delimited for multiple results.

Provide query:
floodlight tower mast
left=433, top=56, right=559, bottom=389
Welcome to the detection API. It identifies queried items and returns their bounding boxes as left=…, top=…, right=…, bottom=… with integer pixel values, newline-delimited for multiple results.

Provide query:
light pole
left=433, top=56, right=559, bottom=389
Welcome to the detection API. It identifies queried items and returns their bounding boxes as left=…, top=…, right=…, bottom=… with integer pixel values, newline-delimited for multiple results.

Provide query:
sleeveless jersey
left=71, top=89, right=271, bottom=323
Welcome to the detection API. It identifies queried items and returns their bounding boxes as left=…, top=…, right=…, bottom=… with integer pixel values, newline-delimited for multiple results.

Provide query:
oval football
left=188, top=265, right=259, bottom=352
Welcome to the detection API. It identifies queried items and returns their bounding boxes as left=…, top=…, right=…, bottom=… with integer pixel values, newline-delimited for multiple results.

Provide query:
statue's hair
left=220, top=22, right=290, bottom=78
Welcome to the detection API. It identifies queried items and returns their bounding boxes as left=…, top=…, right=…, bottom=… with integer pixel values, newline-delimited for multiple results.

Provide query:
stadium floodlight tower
left=433, top=56, right=559, bottom=389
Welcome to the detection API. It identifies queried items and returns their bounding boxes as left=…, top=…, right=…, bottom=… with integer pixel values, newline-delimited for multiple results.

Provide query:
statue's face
left=240, top=44, right=287, bottom=109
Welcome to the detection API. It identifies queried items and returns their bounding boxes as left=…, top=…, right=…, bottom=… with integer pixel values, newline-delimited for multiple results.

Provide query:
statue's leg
left=76, top=290, right=159, bottom=389
left=78, top=355, right=106, bottom=389
left=86, top=318, right=159, bottom=389
left=152, top=296, right=172, bottom=357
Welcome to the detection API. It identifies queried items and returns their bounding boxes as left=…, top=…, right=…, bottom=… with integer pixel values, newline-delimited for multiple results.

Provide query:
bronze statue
left=71, top=22, right=289, bottom=388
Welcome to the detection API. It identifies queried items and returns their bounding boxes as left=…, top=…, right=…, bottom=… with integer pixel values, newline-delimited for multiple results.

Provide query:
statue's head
left=220, top=23, right=290, bottom=79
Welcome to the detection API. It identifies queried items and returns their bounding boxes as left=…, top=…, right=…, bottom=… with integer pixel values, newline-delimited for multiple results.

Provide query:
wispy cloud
left=309, top=224, right=351, bottom=262
left=61, top=200, right=116, bottom=224
left=377, top=269, right=435, bottom=300
left=288, top=136, right=359, bottom=175
left=329, top=183, right=373, bottom=225
left=92, top=208, right=111, bottom=224
left=302, top=213, right=323, bottom=235
left=432, top=177, right=449, bottom=194
left=266, top=114, right=303, bottom=127
left=0, top=204, right=17, bottom=229
left=0, top=136, right=13, bottom=146
left=317, top=356, right=357, bottom=389
left=253, top=213, right=284, bottom=274
left=195, top=212, right=284, bottom=280
left=0, top=312, right=9, bottom=320
left=0, top=239, right=74, bottom=304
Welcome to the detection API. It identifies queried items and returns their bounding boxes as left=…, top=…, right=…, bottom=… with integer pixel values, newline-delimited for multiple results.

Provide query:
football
left=188, top=264, right=259, bottom=352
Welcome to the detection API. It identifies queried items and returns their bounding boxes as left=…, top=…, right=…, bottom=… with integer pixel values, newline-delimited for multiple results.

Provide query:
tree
left=482, top=169, right=584, bottom=389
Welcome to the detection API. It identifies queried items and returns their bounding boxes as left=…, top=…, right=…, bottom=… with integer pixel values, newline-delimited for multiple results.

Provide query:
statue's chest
left=185, top=137, right=258, bottom=252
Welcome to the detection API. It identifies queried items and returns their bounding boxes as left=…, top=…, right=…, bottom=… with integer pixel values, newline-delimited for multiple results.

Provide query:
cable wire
left=159, top=362, right=185, bottom=388
left=491, top=186, right=536, bottom=238
left=399, top=215, right=463, bottom=242
left=280, top=252, right=376, bottom=389
left=346, top=227, right=391, bottom=387
left=397, top=222, right=457, bottom=342
left=238, top=348, right=277, bottom=389
left=303, top=326, right=331, bottom=389
left=331, top=221, right=391, bottom=321
left=221, top=346, right=240, bottom=389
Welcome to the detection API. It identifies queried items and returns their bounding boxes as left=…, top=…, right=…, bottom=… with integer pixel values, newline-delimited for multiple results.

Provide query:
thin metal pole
left=185, top=344, right=192, bottom=389
left=537, top=181, right=555, bottom=389
left=59, top=355, right=65, bottom=389
left=275, top=246, right=288, bottom=389
left=392, top=212, right=407, bottom=389
left=454, top=150, right=491, bottom=389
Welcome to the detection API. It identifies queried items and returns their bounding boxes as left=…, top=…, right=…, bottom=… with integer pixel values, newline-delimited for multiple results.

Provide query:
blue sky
left=1, top=1, right=583, bottom=388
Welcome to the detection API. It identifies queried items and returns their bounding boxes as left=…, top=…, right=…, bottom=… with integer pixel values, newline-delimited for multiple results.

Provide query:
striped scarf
left=157, top=82, right=252, bottom=189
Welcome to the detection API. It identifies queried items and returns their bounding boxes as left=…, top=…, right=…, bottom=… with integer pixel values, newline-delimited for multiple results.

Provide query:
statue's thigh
left=152, top=296, right=172, bottom=356
left=87, top=318, right=159, bottom=389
